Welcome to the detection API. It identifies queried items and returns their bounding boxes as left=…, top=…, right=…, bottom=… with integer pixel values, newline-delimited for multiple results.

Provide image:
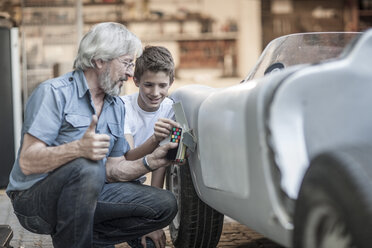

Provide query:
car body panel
left=170, top=30, right=372, bottom=247
left=171, top=70, right=299, bottom=246
left=269, top=32, right=372, bottom=199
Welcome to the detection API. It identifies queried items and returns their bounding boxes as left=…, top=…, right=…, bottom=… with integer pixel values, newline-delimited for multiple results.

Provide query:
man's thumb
left=167, top=141, right=179, bottom=149
left=87, top=115, right=98, bottom=132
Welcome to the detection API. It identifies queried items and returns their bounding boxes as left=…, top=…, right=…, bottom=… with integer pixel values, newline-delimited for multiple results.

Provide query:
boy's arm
left=124, top=133, right=159, bottom=160
left=151, top=167, right=166, bottom=188
left=125, top=134, right=135, bottom=150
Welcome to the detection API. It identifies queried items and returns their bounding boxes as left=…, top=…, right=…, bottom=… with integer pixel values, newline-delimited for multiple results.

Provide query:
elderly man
left=6, top=22, right=178, bottom=248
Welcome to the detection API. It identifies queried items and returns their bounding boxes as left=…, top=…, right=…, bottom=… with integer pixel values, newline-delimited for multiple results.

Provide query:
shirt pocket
left=65, top=114, right=91, bottom=128
left=107, top=122, right=122, bottom=139
left=60, top=114, right=92, bottom=142
left=107, top=122, right=125, bottom=156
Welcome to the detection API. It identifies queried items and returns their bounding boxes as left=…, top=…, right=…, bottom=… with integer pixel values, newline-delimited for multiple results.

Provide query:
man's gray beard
left=99, top=67, right=121, bottom=96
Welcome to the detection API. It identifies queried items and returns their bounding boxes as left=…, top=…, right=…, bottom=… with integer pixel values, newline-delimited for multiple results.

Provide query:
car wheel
left=293, top=146, right=372, bottom=248
left=166, top=162, right=224, bottom=248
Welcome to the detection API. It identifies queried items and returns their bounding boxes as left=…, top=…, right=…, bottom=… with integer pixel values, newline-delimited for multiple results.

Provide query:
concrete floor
left=116, top=217, right=284, bottom=248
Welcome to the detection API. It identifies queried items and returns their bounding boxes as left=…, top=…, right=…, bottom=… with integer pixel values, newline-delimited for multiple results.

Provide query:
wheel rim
left=168, top=164, right=182, bottom=232
left=304, top=204, right=353, bottom=248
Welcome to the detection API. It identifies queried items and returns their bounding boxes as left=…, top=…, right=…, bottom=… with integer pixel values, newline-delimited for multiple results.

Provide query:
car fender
left=269, top=31, right=372, bottom=199
left=170, top=70, right=300, bottom=247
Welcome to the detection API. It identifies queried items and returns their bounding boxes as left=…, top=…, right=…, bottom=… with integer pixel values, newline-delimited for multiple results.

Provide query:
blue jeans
left=8, top=158, right=177, bottom=248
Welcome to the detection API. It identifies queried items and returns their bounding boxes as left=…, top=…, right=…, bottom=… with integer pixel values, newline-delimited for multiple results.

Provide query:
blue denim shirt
left=7, top=70, right=129, bottom=192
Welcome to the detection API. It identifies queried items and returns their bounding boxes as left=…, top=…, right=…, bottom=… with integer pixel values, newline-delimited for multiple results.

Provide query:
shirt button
left=69, top=77, right=73, bottom=81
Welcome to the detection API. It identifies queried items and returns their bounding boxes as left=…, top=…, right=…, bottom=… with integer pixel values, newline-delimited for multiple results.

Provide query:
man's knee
left=158, top=190, right=178, bottom=220
left=64, top=158, right=105, bottom=190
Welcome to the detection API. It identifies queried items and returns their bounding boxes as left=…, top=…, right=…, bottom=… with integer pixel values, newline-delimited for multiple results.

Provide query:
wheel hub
left=304, top=204, right=353, bottom=248
left=168, top=165, right=181, bottom=232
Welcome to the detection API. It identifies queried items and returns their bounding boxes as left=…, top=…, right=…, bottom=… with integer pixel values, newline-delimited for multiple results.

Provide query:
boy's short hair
left=134, top=46, right=175, bottom=83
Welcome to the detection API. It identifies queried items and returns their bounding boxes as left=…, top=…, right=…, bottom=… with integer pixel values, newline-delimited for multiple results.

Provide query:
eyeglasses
left=116, top=58, right=135, bottom=70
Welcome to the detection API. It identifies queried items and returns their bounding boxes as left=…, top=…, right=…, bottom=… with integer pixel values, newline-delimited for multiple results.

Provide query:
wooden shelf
left=84, top=15, right=212, bottom=24
left=22, top=21, right=76, bottom=26
left=18, top=1, right=124, bottom=8
left=359, top=10, right=372, bottom=16
left=83, top=2, right=124, bottom=6
left=139, top=32, right=237, bottom=42
left=22, top=2, right=76, bottom=7
left=349, top=0, right=372, bottom=31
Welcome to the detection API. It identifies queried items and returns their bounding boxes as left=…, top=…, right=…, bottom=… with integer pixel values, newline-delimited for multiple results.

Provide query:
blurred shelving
left=349, top=0, right=372, bottom=31
left=15, top=0, right=239, bottom=100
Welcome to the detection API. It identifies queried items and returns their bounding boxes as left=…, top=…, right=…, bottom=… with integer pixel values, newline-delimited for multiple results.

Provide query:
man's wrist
left=151, top=134, right=161, bottom=144
left=72, top=139, right=83, bottom=158
left=142, top=155, right=155, bottom=172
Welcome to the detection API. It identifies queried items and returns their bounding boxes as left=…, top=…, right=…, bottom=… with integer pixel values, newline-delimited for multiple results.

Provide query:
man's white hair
left=73, top=22, right=142, bottom=70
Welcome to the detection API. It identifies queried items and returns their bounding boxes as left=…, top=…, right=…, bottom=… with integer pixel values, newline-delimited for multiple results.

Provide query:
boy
left=121, top=45, right=179, bottom=188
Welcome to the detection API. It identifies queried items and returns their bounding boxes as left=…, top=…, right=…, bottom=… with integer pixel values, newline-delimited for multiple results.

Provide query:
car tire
left=293, top=146, right=372, bottom=248
left=166, top=162, right=224, bottom=248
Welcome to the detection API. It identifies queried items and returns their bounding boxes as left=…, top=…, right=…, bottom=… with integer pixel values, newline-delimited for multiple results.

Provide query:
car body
left=166, top=30, right=372, bottom=248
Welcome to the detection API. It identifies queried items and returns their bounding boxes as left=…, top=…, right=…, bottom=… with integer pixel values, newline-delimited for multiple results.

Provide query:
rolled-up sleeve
left=107, top=98, right=130, bottom=157
left=110, top=136, right=130, bottom=157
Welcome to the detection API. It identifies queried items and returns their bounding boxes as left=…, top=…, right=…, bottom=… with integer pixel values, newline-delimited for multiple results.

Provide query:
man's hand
left=146, top=141, right=178, bottom=170
left=153, top=118, right=180, bottom=142
left=141, top=229, right=166, bottom=248
left=79, top=115, right=110, bottom=160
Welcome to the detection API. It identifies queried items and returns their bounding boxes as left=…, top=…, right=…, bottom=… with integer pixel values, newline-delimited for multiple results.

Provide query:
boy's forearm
left=151, top=167, right=166, bottom=188
left=125, top=134, right=159, bottom=160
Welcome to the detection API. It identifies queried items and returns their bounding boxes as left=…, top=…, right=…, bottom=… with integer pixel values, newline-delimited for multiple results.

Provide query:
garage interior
left=1, top=0, right=372, bottom=247
left=1, top=0, right=370, bottom=100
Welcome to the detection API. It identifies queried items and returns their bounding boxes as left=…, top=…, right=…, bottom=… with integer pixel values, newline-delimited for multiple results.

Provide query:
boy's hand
left=153, top=118, right=180, bottom=142
left=141, top=229, right=166, bottom=248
